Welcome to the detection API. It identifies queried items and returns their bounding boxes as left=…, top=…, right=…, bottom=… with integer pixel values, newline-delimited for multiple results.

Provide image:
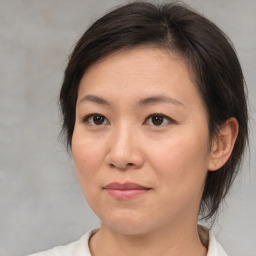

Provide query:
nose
left=106, top=125, right=144, bottom=170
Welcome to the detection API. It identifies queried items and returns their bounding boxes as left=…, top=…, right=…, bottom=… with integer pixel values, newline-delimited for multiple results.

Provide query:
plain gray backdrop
left=0, top=0, right=255, bottom=255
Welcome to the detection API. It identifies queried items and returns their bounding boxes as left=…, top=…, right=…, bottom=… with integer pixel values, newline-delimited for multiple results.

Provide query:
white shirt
left=27, top=227, right=228, bottom=256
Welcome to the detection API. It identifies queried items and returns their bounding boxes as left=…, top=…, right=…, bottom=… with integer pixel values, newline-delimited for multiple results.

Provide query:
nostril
left=109, top=162, right=135, bottom=169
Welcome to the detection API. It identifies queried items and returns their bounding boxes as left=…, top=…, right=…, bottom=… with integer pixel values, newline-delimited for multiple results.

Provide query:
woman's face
left=72, top=47, right=214, bottom=235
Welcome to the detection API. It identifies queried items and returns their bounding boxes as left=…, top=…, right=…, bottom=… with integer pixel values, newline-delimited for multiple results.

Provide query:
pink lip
left=103, top=182, right=151, bottom=200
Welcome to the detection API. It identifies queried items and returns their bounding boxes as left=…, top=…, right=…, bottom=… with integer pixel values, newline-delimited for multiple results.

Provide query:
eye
left=82, top=114, right=109, bottom=126
left=144, top=113, right=174, bottom=126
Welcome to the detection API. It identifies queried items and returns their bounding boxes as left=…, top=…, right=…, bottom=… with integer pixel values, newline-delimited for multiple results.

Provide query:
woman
left=29, top=2, right=248, bottom=255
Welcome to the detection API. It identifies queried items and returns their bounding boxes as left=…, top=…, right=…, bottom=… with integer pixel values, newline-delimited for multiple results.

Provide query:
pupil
left=152, top=116, right=163, bottom=125
left=93, top=115, right=104, bottom=125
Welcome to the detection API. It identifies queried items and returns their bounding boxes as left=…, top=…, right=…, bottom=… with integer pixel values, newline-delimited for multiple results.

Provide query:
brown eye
left=144, top=113, right=174, bottom=126
left=93, top=115, right=105, bottom=125
left=83, top=114, right=109, bottom=126
left=151, top=115, right=164, bottom=126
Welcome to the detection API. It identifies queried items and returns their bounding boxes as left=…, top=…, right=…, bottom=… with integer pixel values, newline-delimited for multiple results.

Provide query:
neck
left=89, top=221, right=207, bottom=256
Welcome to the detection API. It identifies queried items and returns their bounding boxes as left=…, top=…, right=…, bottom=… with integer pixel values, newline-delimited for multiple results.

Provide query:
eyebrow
left=79, top=95, right=111, bottom=106
left=79, top=94, right=184, bottom=107
left=138, top=95, right=184, bottom=107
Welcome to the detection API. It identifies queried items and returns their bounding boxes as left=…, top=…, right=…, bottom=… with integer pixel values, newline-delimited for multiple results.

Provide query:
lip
left=103, top=182, right=151, bottom=200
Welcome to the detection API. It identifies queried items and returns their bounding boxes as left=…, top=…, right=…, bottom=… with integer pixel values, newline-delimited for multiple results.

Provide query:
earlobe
left=208, top=118, right=239, bottom=171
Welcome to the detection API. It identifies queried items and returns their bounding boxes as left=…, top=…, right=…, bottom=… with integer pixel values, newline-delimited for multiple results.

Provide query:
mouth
left=103, top=182, right=151, bottom=200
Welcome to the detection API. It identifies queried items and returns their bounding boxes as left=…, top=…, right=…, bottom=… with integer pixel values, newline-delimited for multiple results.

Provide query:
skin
left=72, top=46, right=238, bottom=256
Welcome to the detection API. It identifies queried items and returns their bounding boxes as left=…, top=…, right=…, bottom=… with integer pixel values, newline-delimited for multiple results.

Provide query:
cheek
left=72, top=130, right=106, bottom=187
left=72, top=138, right=106, bottom=212
left=147, top=131, right=210, bottom=194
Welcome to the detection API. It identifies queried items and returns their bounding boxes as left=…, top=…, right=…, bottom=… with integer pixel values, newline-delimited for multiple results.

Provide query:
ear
left=208, top=117, right=239, bottom=171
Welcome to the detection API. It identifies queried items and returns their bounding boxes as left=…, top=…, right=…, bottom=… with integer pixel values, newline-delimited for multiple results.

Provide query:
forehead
left=83, top=46, right=188, bottom=79
left=77, top=46, right=204, bottom=110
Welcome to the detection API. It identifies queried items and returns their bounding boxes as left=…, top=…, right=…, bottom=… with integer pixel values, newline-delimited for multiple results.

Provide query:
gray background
left=0, top=0, right=255, bottom=255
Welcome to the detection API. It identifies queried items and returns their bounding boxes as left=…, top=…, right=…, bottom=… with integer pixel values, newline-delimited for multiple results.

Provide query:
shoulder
left=208, top=230, right=228, bottom=256
left=27, top=229, right=98, bottom=256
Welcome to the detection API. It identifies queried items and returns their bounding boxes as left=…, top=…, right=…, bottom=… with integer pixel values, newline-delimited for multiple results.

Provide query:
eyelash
left=82, top=113, right=176, bottom=126
left=82, top=113, right=109, bottom=126
left=144, top=113, right=176, bottom=126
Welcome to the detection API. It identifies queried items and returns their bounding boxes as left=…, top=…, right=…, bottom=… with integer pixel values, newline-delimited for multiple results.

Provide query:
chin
left=101, top=211, right=155, bottom=236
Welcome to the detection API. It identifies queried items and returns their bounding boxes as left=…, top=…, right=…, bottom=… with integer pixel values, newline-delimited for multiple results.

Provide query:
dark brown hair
left=60, top=2, right=248, bottom=220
